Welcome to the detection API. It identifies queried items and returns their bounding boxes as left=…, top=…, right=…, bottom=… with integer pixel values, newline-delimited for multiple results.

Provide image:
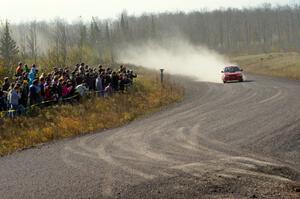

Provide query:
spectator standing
left=7, top=84, right=23, bottom=116
left=57, top=79, right=63, bottom=101
left=75, top=73, right=83, bottom=85
left=119, top=65, right=126, bottom=73
left=29, top=80, right=40, bottom=105
left=128, top=70, right=137, bottom=84
left=104, top=83, right=113, bottom=97
left=24, top=64, right=30, bottom=73
left=39, top=77, right=45, bottom=100
left=20, top=81, right=29, bottom=107
left=0, top=90, right=7, bottom=111
left=16, top=62, right=23, bottom=77
left=1, top=61, right=137, bottom=117
left=28, top=68, right=36, bottom=85
left=75, top=81, right=89, bottom=97
left=111, top=72, right=119, bottom=91
left=51, top=77, right=60, bottom=102
left=62, top=81, right=72, bottom=98
left=95, top=74, right=103, bottom=96
left=30, top=64, right=37, bottom=74
left=43, top=79, right=52, bottom=102
left=2, top=77, right=10, bottom=91
left=99, top=65, right=105, bottom=73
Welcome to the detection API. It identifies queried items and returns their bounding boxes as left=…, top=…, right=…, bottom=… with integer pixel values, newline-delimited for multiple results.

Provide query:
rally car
left=221, top=66, right=244, bottom=83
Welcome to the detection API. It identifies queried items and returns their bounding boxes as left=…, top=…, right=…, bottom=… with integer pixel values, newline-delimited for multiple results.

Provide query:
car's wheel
left=239, top=78, right=244, bottom=82
left=223, top=81, right=226, bottom=84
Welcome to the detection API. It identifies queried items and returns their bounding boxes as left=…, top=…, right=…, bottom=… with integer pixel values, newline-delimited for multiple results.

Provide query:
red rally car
left=221, top=66, right=244, bottom=83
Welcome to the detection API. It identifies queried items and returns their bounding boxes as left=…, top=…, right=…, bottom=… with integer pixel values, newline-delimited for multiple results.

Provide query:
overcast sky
left=0, top=0, right=296, bottom=23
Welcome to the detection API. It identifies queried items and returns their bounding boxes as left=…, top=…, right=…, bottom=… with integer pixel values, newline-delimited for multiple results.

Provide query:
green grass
left=231, top=52, right=300, bottom=79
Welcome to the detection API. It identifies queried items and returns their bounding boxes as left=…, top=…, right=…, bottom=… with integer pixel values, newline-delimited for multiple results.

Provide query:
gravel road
left=0, top=75, right=299, bottom=199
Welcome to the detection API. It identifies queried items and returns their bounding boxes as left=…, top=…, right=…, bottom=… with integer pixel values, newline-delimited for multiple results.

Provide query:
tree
left=120, top=11, right=129, bottom=40
left=89, top=17, right=102, bottom=48
left=18, top=24, right=27, bottom=60
left=0, top=21, right=19, bottom=68
left=27, top=21, right=38, bottom=63
left=52, top=19, right=68, bottom=66
left=104, top=21, right=114, bottom=63
left=78, top=20, right=87, bottom=62
left=5, top=3, right=300, bottom=57
left=151, top=15, right=156, bottom=39
left=89, top=18, right=105, bottom=62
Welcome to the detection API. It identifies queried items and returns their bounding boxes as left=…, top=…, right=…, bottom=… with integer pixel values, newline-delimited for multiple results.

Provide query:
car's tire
left=223, top=81, right=226, bottom=84
left=239, top=78, right=244, bottom=82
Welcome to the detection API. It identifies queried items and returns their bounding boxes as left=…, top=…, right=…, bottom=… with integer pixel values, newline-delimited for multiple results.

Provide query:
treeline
left=0, top=3, right=300, bottom=69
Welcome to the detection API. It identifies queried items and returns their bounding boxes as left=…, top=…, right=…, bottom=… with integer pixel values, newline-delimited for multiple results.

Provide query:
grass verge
left=0, top=76, right=184, bottom=156
left=231, top=52, right=300, bottom=80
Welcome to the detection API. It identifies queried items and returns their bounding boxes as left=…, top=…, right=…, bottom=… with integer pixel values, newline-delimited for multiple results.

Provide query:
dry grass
left=231, top=52, right=300, bottom=79
left=0, top=76, right=183, bottom=156
left=0, top=66, right=10, bottom=85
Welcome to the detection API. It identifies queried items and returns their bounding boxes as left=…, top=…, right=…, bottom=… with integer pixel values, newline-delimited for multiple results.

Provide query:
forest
left=0, top=3, right=300, bottom=69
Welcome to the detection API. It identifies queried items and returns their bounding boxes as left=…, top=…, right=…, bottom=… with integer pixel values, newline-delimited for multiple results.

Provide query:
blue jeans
left=9, top=104, right=25, bottom=117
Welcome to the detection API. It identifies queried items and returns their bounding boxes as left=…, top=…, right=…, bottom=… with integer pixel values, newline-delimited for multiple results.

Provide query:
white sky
left=0, top=0, right=295, bottom=23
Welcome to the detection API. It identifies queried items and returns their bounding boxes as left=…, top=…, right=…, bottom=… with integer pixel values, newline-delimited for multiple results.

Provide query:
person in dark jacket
left=57, top=79, right=63, bottom=100
left=29, top=80, right=40, bottom=105
left=2, top=77, right=10, bottom=91
left=111, top=72, right=119, bottom=91
left=119, top=75, right=126, bottom=92
left=104, top=73, right=112, bottom=87
left=39, top=77, right=45, bottom=100
left=75, top=73, right=83, bottom=85
left=0, top=90, right=7, bottom=111
left=85, top=73, right=94, bottom=90
left=99, top=65, right=105, bottom=73
left=127, top=70, right=137, bottom=84
left=20, top=81, right=29, bottom=107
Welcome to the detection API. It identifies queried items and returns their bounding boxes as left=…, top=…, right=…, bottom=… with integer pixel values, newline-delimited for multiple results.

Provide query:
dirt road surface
left=0, top=75, right=299, bottom=199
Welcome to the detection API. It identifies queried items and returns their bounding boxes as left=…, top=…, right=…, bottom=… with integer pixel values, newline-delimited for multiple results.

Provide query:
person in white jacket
left=95, top=74, right=104, bottom=96
left=8, top=85, right=21, bottom=109
left=7, top=84, right=24, bottom=116
left=75, top=82, right=89, bottom=97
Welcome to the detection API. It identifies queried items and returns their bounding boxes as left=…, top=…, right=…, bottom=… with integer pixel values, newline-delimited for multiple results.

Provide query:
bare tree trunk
left=27, top=21, right=38, bottom=63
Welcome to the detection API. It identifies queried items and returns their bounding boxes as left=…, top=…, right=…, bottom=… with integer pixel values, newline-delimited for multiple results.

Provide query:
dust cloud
left=117, top=39, right=231, bottom=83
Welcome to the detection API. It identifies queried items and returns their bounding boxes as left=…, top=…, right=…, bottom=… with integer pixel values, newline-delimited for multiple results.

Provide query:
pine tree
left=0, top=21, right=19, bottom=67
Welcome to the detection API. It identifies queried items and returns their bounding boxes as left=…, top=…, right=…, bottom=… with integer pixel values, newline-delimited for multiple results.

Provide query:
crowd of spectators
left=0, top=62, right=137, bottom=116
